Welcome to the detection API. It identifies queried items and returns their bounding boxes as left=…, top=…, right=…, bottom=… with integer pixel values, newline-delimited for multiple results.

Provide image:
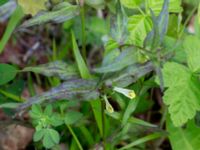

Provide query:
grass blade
left=0, top=6, right=24, bottom=53
left=118, top=132, right=164, bottom=150
left=71, top=30, right=91, bottom=79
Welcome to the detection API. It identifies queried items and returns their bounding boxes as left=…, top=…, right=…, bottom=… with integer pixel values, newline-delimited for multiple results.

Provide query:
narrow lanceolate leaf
left=110, top=1, right=128, bottom=44
left=18, top=0, right=48, bottom=16
left=167, top=118, right=200, bottom=150
left=17, top=79, right=99, bottom=110
left=162, top=62, right=200, bottom=126
left=127, top=15, right=152, bottom=47
left=0, top=6, right=24, bottom=53
left=0, top=102, right=20, bottom=109
left=183, top=36, right=200, bottom=73
left=20, top=2, right=79, bottom=28
left=144, top=0, right=169, bottom=50
left=71, top=31, right=91, bottom=79
left=105, top=62, right=154, bottom=87
left=94, top=48, right=137, bottom=73
left=22, top=61, right=79, bottom=80
left=0, top=1, right=17, bottom=22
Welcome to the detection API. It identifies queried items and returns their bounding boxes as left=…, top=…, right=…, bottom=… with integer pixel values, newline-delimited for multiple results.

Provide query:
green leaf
left=29, top=104, right=43, bottom=119
left=103, top=37, right=119, bottom=55
left=90, top=100, right=103, bottom=136
left=43, top=129, right=60, bottom=149
left=183, top=36, right=200, bottom=72
left=167, top=117, right=200, bottom=150
left=162, top=62, right=200, bottom=126
left=0, top=102, right=20, bottom=109
left=0, top=64, right=18, bottom=85
left=44, top=104, right=53, bottom=116
left=22, top=61, right=79, bottom=80
left=94, top=48, right=137, bottom=73
left=120, top=0, right=142, bottom=9
left=118, top=132, right=163, bottom=150
left=122, top=98, right=138, bottom=126
left=162, top=62, right=191, bottom=88
left=0, top=89, right=25, bottom=102
left=0, top=6, right=24, bottom=53
left=18, top=0, right=48, bottom=16
left=102, top=48, right=120, bottom=66
left=0, top=0, right=8, bottom=6
left=107, top=111, right=157, bottom=128
left=71, top=31, right=91, bottom=79
left=20, top=2, right=79, bottom=28
left=127, top=15, right=152, bottom=47
left=148, top=0, right=182, bottom=15
left=50, top=113, right=63, bottom=126
left=49, top=129, right=60, bottom=144
left=85, top=17, right=108, bottom=46
left=64, top=111, right=83, bottom=125
left=33, top=129, right=45, bottom=142
left=85, top=0, right=105, bottom=9
left=18, top=79, right=99, bottom=110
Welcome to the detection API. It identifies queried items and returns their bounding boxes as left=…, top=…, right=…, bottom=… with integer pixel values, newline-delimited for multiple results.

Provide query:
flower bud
left=103, top=95, right=114, bottom=113
left=113, top=87, right=136, bottom=99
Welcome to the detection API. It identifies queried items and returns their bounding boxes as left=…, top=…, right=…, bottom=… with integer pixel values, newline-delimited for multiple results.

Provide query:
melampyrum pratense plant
left=1, top=0, right=200, bottom=149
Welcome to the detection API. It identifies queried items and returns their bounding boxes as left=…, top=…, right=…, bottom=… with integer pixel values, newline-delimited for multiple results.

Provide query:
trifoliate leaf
left=162, top=62, right=200, bottom=126
left=33, top=129, right=45, bottom=142
left=43, top=129, right=60, bottom=149
left=17, top=0, right=48, bottom=16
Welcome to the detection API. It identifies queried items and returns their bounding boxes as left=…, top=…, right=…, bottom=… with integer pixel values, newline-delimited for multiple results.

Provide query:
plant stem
left=101, top=100, right=106, bottom=149
left=67, top=124, right=84, bottom=150
left=160, top=106, right=167, bottom=128
left=0, top=89, right=25, bottom=102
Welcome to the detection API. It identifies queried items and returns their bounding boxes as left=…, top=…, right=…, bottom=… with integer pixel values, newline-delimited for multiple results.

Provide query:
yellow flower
left=113, top=87, right=136, bottom=99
